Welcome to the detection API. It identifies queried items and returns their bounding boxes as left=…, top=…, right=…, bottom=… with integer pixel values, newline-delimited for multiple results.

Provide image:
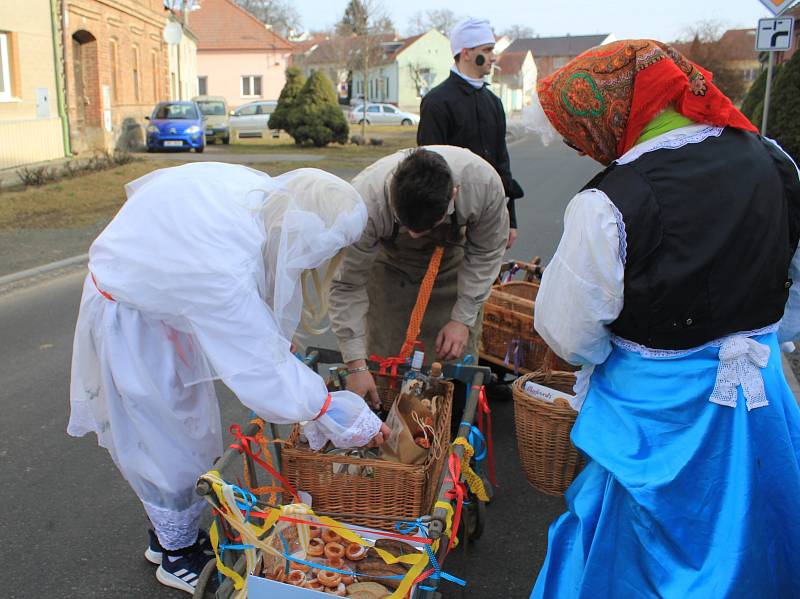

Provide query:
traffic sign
left=756, top=17, right=795, bottom=50
left=757, top=0, right=797, bottom=16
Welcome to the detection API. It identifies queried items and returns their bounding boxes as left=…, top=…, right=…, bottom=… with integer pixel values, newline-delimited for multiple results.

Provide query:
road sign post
left=755, top=10, right=795, bottom=133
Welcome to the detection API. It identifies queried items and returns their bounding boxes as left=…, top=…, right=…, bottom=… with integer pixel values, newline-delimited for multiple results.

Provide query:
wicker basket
left=480, top=277, right=574, bottom=373
left=281, top=378, right=453, bottom=531
left=511, top=369, right=585, bottom=496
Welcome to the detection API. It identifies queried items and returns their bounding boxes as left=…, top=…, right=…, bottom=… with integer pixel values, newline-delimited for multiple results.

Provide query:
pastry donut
left=345, top=542, right=368, bottom=561
left=326, top=556, right=344, bottom=570
left=308, top=525, right=322, bottom=539
left=324, top=541, right=345, bottom=560
left=292, top=559, right=311, bottom=572
left=324, top=582, right=347, bottom=596
left=307, top=537, right=325, bottom=557
left=287, top=569, right=306, bottom=586
left=302, top=578, right=325, bottom=591
left=317, top=569, right=342, bottom=588
left=321, top=528, right=342, bottom=544
left=340, top=570, right=355, bottom=585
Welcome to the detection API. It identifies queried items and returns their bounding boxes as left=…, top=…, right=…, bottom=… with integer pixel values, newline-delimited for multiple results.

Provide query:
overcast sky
left=291, top=0, right=778, bottom=41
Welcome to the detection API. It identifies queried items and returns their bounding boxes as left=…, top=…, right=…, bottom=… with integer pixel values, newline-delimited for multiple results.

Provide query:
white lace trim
left=610, top=323, right=779, bottom=359
left=143, top=499, right=206, bottom=550
left=615, top=125, right=724, bottom=165
left=709, top=336, right=770, bottom=411
left=608, top=201, right=627, bottom=266
left=571, top=365, right=594, bottom=412
left=302, top=405, right=382, bottom=451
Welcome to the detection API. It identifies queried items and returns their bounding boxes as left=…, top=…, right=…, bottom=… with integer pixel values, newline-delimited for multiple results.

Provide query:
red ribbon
left=443, top=453, right=466, bottom=551
left=313, top=393, right=332, bottom=420
left=228, top=424, right=301, bottom=503
left=90, top=273, right=115, bottom=302
left=476, top=386, right=497, bottom=487
left=368, top=354, right=405, bottom=378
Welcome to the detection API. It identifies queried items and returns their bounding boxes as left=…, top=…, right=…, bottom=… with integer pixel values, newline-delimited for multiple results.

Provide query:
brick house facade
left=63, top=0, right=171, bottom=153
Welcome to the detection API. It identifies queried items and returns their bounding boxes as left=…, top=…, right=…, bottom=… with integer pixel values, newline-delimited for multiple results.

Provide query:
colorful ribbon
left=228, top=424, right=300, bottom=502
left=476, top=386, right=497, bottom=487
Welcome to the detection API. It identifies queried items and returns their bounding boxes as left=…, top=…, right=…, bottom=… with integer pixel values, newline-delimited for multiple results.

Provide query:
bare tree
left=502, top=25, right=535, bottom=40
left=234, top=0, right=302, bottom=39
left=674, top=20, right=747, bottom=103
left=407, top=9, right=461, bottom=36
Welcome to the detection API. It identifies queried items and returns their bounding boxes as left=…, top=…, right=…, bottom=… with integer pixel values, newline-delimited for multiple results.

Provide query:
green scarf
left=636, top=107, right=695, bottom=145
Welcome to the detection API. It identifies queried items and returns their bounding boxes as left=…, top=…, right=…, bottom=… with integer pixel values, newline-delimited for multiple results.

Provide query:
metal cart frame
left=193, top=347, right=493, bottom=598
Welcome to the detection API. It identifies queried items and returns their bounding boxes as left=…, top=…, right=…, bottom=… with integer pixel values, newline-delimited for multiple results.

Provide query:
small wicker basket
left=281, top=376, right=453, bottom=531
left=511, top=364, right=585, bottom=496
left=481, top=260, right=574, bottom=373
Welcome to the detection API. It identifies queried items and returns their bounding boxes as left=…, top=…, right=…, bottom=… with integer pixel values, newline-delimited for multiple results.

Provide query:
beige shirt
left=329, top=145, right=510, bottom=362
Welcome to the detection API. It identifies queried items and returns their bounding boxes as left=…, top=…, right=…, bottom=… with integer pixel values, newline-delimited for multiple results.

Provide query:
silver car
left=349, top=103, right=420, bottom=126
left=229, top=100, right=279, bottom=140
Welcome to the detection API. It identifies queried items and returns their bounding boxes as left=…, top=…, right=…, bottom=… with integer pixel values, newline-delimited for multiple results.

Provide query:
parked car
left=145, top=101, right=205, bottom=152
left=348, top=103, right=419, bottom=126
left=193, top=95, right=230, bottom=144
left=229, top=100, right=279, bottom=140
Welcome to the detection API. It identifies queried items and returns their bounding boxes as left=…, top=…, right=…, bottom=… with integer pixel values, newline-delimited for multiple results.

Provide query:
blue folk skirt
left=531, top=332, right=800, bottom=598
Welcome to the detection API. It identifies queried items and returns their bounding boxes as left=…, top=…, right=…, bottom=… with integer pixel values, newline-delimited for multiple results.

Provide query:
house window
left=132, top=45, right=140, bottom=102
left=0, top=32, right=12, bottom=101
left=151, top=50, right=159, bottom=101
left=241, top=75, right=262, bottom=97
left=198, top=76, right=207, bottom=95
left=742, top=68, right=758, bottom=82
left=109, top=39, right=119, bottom=102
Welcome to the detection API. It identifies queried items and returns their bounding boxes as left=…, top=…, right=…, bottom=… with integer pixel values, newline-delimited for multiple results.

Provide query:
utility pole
left=361, top=31, right=369, bottom=139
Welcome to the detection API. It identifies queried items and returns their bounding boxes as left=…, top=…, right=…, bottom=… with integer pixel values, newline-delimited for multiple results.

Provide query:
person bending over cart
left=528, top=39, right=800, bottom=597
left=68, top=163, right=390, bottom=594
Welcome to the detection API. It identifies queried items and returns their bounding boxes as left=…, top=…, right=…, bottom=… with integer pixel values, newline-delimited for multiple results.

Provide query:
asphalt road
left=0, top=136, right=601, bottom=598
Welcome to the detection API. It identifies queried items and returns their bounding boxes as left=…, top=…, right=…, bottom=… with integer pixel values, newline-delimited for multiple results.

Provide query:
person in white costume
left=68, top=162, right=389, bottom=594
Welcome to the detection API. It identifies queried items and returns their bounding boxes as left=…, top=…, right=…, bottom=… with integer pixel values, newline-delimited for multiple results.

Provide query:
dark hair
left=391, top=149, right=454, bottom=233
left=454, top=53, right=461, bottom=63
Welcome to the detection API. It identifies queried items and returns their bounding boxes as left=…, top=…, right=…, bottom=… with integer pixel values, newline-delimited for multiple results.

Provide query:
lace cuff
left=302, top=405, right=382, bottom=451
left=143, top=499, right=206, bottom=550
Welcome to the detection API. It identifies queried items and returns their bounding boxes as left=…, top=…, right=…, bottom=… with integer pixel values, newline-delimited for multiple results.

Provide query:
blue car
left=146, top=101, right=205, bottom=152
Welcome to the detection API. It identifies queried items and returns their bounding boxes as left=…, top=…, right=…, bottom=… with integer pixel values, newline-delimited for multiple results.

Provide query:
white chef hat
left=450, top=18, right=495, bottom=57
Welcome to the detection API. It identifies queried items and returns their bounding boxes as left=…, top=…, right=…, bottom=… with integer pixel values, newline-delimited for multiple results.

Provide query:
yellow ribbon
left=452, top=438, right=489, bottom=502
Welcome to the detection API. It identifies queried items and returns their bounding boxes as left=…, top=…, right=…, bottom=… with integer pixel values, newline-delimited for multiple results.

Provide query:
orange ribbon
left=476, top=386, right=497, bottom=487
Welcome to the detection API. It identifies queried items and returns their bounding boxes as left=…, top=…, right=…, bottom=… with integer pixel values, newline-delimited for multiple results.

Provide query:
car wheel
left=222, top=137, right=230, bottom=145
left=195, top=145, right=205, bottom=153
left=358, top=119, right=369, bottom=126
left=146, top=146, right=155, bottom=153
left=401, top=119, right=412, bottom=126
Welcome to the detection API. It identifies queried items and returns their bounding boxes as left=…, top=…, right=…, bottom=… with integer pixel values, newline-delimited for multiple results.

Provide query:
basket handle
left=540, top=347, right=557, bottom=381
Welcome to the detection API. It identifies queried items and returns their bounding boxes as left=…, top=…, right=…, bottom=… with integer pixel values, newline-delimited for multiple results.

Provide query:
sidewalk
left=0, top=154, right=78, bottom=191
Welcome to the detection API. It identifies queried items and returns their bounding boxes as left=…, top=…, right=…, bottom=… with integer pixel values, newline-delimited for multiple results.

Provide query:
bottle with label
left=328, top=366, right=342, bottom=391
left=400, top=350, right=427, bottom=396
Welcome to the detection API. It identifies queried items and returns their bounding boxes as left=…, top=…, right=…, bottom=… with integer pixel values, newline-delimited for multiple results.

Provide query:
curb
left=0, top=253, right=88, bottom=287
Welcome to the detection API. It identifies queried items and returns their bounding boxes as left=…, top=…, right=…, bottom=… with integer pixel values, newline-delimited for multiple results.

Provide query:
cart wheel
left=192, top=558, right=218, bottom=599
left=464, top=493, right=486, bottom=541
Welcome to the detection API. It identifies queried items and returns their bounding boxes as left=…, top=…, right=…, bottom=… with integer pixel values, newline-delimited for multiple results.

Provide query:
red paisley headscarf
left=536, top=39, right=758, bottom=165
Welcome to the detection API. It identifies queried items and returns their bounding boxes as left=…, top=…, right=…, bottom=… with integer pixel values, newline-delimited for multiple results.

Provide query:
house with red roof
left=493, top=49, right=537, bottom=114
left=190, top=0, right=292, bottom=108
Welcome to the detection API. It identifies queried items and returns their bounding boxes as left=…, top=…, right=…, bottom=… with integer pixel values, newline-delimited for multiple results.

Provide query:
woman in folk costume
left=529, top=40, right=800, bottom=597
left=68, top=162, right=388, bottom=594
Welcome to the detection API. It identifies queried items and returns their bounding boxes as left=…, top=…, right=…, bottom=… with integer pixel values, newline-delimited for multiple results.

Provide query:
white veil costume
left=69, top=162, right=381, bottom=549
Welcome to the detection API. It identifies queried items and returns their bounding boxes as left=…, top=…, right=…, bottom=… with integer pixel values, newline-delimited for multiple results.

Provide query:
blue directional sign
left=756, top=17, right=795, bottom=51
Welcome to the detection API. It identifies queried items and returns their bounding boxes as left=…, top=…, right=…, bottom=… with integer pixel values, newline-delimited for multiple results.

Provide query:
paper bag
left=379, top=393, right=435, bottom=465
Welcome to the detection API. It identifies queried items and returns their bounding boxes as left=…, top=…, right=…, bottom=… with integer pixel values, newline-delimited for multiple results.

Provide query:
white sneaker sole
left=156, top=565, right=197, bottom=594
left=144, top=547, right=162, bottom=565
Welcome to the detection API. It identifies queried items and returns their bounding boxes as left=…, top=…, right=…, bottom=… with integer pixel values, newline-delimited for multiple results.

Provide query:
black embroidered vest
left=586, top=128, right=800, bottom=349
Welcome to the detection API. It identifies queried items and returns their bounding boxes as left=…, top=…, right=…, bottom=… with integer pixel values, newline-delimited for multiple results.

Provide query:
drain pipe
left=49, top=0, right=72, bottom=156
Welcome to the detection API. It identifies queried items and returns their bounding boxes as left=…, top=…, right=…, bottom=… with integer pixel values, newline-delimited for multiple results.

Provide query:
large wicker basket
left=481, top=263, right=574, bottom=373
left=512, top=369, right=585, bottom=496
left=281, top=377, right=453, bottom=531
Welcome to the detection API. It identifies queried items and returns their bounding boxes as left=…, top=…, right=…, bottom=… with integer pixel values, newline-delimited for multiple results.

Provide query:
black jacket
left=588, top=128, right=800, bottom=349
left=417, top=71, right=523, bottom=228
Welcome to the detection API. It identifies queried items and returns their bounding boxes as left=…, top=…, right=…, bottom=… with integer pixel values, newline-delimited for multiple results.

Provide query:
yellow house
left=0, top=0, right=70, bottom=169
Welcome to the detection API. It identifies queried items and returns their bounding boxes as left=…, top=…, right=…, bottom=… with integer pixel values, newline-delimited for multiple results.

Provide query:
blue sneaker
left=145, top=529, right=213, bottom=565
left=156, top=539, right=214, bottom=594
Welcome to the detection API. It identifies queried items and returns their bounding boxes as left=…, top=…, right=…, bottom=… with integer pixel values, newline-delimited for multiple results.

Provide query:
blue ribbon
left=454, top=354, right=475, bottom=394
left=459, top=422, right=487, bottom=461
